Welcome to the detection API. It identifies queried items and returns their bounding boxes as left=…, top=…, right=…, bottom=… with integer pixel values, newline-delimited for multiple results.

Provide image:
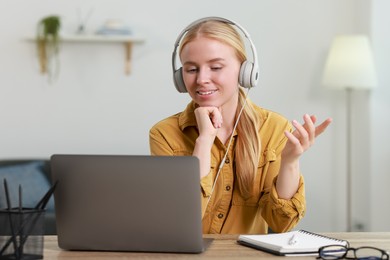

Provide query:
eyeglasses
left=318, top=245, right=390, bottom=260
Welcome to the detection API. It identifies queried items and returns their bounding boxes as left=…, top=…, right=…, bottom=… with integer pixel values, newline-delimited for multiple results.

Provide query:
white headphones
left=172, top=16, right=259, bottom=93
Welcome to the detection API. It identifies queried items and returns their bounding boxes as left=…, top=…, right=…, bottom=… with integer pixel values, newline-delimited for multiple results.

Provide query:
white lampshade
left=322, top=34, right=377, bottom=90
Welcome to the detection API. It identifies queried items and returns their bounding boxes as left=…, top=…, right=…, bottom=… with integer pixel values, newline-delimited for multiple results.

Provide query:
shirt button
left=217, top=213, right=224, bottom=219
left=225, top=158, right=230, bottom=164
left=225, top=185, right=231, bottom=191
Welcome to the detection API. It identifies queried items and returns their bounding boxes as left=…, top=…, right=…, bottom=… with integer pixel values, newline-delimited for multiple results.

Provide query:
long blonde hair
left=180, top=20, right=261, bottom=198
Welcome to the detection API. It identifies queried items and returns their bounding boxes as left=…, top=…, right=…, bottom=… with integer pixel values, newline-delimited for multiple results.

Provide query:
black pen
left=19, top=184, right=23, bottom=212
left=35, top=180, right=58, bottom=210
left=4, top=179, right=12, bottom=210
left=18, top=184, right=24, bottom=257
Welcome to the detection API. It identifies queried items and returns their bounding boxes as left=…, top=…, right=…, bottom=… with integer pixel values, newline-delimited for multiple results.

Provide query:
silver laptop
left=50, top=154, right=211, bottom=253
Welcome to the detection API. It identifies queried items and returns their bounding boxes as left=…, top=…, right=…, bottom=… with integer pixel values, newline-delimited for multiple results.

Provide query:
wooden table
left=43, top=233, right=390, bottom=259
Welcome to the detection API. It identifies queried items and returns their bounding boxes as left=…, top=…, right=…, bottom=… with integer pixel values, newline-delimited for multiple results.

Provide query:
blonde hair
left=180, top=20, right=261, bottom=199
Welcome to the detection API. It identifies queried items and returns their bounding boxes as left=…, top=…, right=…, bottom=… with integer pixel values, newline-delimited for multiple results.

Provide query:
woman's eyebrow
left=182, top=58, right=225, bottom=66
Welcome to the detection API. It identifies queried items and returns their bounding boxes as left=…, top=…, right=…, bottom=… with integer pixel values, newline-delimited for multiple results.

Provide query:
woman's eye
left=211, top=67, right=222, bottom=71
left=186, top=68, right=198, bottom=73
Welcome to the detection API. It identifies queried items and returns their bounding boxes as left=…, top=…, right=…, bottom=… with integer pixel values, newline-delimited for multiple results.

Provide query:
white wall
left=371, top=0, right=390, bottom=231
left=1, top=0, right=387, bottom=232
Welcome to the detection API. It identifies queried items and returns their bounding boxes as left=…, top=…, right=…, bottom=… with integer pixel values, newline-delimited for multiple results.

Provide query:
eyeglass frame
left=317, top=244, right=390, bottom=260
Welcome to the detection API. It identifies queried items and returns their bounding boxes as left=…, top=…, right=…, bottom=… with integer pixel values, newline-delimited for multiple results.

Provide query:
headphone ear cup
left=239, top=61, right=254, bottom=89
left=173, top=68, right=187, bottom=93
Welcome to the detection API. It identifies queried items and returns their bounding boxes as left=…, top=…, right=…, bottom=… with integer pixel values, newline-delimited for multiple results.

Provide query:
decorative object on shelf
left=76, top=7, right=94, bottom=34
left=96, top=19, right=132, bottom=35
left=36, top=15, right=61, bottom=83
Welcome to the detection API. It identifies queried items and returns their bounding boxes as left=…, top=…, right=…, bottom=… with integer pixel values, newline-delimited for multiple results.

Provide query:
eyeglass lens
left=320, top=245, right=347, bottom=259
left=320, top=245, right=389, bottom=260
left=355, top=247, right=387, bottom=260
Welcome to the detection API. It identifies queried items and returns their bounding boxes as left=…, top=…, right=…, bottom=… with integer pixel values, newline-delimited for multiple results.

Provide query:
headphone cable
left=204, top=87, right=251, bottom=210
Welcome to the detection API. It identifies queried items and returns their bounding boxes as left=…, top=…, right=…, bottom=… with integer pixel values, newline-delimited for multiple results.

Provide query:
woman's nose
left=196, top=68, right=211, bottom=85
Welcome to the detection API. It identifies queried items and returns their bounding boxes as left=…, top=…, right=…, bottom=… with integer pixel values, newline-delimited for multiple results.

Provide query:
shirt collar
left=178, top=101, right=198, bottom=131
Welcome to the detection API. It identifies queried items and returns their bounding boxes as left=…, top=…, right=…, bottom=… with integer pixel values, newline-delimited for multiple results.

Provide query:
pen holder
left=0, top=208, right=45, bottom=260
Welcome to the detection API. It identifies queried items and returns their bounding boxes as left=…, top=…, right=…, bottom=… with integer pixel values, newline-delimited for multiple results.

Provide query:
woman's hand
left=282, top=114, right=333, bottom=163
left=194, top=106, right=223, bottom=139
left=193, top=106, right=223, bottom=178
left=276, top=114, right=332, bottom=199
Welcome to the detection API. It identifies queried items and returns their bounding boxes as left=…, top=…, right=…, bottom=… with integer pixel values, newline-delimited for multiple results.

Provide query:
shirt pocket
left=232, top=149, right=276, bottom=207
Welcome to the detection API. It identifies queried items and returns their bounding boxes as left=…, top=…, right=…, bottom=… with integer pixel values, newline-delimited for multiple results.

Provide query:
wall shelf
left=27, top=34, right=145, bottom=75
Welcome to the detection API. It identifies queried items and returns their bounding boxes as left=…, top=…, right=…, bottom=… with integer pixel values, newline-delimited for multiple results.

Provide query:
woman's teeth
left=197, top=90, right=216, bottom=95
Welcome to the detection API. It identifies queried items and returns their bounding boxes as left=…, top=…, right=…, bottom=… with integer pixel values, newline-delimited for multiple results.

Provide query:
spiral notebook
left=237, top=230, right=349, bottom=256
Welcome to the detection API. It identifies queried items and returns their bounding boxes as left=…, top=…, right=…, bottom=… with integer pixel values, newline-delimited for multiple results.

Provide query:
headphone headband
left=172, top=16, right=259, bottom=93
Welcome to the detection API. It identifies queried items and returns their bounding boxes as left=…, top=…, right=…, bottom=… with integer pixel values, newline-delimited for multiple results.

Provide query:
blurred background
left=0, top=0, right=389, bottom=232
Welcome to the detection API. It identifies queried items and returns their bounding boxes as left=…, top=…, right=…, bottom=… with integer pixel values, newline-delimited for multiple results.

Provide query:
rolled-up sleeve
left=260, top=175, right=306, bottom=233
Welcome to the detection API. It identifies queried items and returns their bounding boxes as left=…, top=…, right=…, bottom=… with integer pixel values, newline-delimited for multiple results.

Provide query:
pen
left=18, top=185, right=24, bottom=259
left=35, top=180, right=58, bottom=210
left=19, top=184, right=23, bottom=212
left=288, top=234, right=298, bottom=245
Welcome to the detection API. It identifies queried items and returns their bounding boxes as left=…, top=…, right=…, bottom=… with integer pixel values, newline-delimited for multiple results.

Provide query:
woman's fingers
left=314, top=117, right=333, bottom=137
left=289, top=114, right=333, bottom=152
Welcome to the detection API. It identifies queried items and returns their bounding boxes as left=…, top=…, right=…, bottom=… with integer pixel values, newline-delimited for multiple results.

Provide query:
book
left=237, top=230, right=349, bottom=256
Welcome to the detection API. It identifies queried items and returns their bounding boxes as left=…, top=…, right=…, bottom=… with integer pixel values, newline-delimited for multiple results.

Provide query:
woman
left=149, top=17, right=332, bottom=234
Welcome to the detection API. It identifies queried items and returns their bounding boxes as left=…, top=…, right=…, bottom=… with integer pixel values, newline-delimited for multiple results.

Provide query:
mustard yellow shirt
left=149, top=101, right=306, bottom=234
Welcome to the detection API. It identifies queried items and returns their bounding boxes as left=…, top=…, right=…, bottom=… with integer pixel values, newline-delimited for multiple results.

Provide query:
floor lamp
left=322, top=34, right=377, bottom=232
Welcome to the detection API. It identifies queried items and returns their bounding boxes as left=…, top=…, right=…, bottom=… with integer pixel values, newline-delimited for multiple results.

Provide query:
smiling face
left=180, top=36, right=242, bottom=110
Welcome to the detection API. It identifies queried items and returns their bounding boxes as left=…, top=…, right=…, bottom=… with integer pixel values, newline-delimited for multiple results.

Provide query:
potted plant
left=36, top=15, right=61, bottom=82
